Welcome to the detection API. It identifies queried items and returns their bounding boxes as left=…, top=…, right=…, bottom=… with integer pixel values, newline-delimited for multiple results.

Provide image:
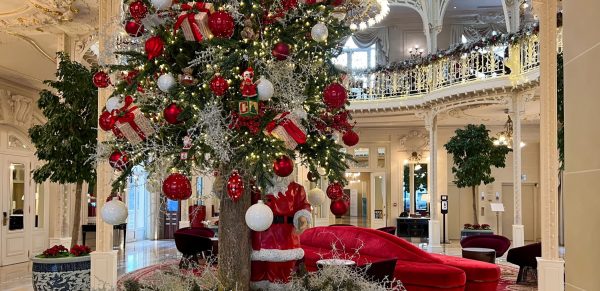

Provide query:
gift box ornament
left=174, top=2, right=214, bottom=42
left=264, top=112, right=307, bottom=150
left=113, top=99, right=155, bottom=145
left=238, top=97, right=259, bottom=117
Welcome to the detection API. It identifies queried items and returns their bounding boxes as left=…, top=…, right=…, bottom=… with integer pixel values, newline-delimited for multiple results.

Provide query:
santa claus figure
left=250, top=178, right=312, bottom=290
left=241, top=67, right=258, bottom=98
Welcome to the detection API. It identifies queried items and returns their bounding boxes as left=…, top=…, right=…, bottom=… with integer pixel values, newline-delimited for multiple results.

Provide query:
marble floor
left=0, top=237, right=535, bottom=291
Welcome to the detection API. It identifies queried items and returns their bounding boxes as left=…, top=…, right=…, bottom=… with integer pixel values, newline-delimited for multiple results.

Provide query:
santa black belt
left=272, top=216, right=294, bottom=224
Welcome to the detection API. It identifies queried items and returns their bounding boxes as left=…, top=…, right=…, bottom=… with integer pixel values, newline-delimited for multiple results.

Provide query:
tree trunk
left=471, top=186, right=478, bottom=225
left=218, top=184, right=252, bottom=290
left=70, top=181, right=84, bottom=248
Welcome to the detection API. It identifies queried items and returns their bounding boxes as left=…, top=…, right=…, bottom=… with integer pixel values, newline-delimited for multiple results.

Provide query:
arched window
left=333, top=38, right=377, bottom=72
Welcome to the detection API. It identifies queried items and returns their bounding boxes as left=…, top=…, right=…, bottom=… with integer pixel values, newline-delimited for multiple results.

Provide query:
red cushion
left=394, top=260, right=466, bottom=289
left=431, top=254, right=500, bottom=283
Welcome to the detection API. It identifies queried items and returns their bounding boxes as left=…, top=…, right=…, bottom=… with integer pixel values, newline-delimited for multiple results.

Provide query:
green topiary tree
left=29, top=52, right=98, bottom=248
left=444, top=124, right=511, bottom=224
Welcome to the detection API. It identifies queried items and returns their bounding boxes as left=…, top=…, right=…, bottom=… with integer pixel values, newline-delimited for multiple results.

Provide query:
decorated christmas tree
left=97, top=0, right=361, bottom=288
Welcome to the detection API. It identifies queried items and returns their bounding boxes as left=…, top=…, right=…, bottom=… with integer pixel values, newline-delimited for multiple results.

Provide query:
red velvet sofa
left=300, top=226, right=500, bottom=291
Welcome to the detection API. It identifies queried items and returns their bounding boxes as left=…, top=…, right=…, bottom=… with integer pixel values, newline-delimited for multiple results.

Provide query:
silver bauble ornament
left=245, top=200, right=274, bottom=231
left=101, top=197, right=128, bottom=225
left=257, top=77, right=274, bottom=101
left=311, top=22, right=329, bottom=42
left=308, top=188, right=326, bottom=206
left=157, top=73, right=176, bottom=92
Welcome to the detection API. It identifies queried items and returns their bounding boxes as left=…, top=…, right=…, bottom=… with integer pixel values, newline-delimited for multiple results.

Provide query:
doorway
left=370, top=172, right=386, bottom=228
left=126, top=165, right=149, bottom=242
left=501, top=183, right=540, bottom=241
left=162, top=199, right=180, bottom=239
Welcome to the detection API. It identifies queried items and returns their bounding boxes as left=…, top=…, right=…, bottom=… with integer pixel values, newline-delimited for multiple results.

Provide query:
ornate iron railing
left=347, top=32, right=553, bottom=101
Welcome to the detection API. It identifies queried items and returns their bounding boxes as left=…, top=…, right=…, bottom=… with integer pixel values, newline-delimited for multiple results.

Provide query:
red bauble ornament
left=273, top=155, right=294, bottom=177
left=330, top=199, right=348, bottom=216
left=307, top=171, right=319, bottom=182
left=99, top=111, right=115, bottom=131
left=162, top=173, right=192, bottom=200
left=342, top=130, right=359, bottom=147
left=93, top=71, right=111, bottom=88
left=109, top=151, right=129, bottom=171
left=129, top=1, right=148, bottom=20
left=125, top=21, right=144, bottom=37
left=145, top=36, right=164, bottom=60
left=210, top=74, right=229, bottom=96
left=208, top=11, right=235, bottom=38
left=272, top=42, right=291, bottom=61
left=163, top=103, right=183, bottom=124
left=323, top=83, right=347, bottom=109
left=326, top=182, right=344, bottom=200
left=227, top=171, right=245, bottom=202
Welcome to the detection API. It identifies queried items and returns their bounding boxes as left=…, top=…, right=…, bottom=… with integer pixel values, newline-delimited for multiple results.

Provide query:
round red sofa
left=300, top=226, right=499, bottom=291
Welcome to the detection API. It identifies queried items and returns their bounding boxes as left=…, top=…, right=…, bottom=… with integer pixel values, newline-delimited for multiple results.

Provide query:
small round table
left=316, top=259, right=356, bottom=269
left=462, top=247, right=496, bottom=264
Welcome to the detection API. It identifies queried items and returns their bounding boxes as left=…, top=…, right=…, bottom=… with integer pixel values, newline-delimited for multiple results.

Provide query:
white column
left=179, top=198, right=190, bottom=228
left=511, top=94, right=525, bottom=248
left=427, top=26, right=442, bottom=53
left=532, top=1, right=564, bottom=290
left=425, top=112, right=441, bottom=251
left=91, top=0, right=121, bottom=289
left=502, top=0, right=521, bottom=33
left=409, top=164, right=415, bottom=215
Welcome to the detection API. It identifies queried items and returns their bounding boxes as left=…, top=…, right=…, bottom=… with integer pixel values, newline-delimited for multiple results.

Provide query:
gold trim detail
left=6, top=32, right=56, bottom=63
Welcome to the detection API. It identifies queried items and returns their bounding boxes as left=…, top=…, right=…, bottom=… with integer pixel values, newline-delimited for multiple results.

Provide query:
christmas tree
left=29, top=52, right=98, bottom=248
left=98, top=0, right=358, bottom=287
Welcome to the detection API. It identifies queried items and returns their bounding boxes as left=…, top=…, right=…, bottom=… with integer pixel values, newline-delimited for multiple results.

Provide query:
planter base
left=32, top=256, right=91, bottom=291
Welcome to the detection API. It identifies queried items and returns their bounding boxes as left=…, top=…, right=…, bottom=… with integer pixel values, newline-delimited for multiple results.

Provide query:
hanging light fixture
left=493, top=115, right=526, bottom=148
left=339, top=0, right=390, bottom=31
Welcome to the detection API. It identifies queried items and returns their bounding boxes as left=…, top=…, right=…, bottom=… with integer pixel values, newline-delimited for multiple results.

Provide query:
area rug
left=118, top=260, right=537, bottom=290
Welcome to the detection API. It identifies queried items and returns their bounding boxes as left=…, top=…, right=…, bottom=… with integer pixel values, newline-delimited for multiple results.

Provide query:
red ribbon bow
left=111, top=97, right=147, bottom=140
left=265, top=112, right=307, bottom=145
left=174, top=2, right=212, bottom=41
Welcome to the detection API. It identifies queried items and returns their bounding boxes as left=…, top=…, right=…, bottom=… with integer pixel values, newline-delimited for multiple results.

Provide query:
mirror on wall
left=9, top=163, right=25, bottom=231
left=402, top=163, right=428, bottom=215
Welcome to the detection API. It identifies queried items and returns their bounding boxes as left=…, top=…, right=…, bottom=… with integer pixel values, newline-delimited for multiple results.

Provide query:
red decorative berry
left=93, top=71, right=111, bottom=88
left=125, top=21, right=144, bottom=37
left=162, top=173, right=192, bottom=200
left=342, top=130, right=359, bottom=147
left=272, top=42, right=291, bottom=61
left=109, top=151, right=129, bottom=171
left=145, top=36, right=164, bottom=60
left=273, top=155, right=294, bottom=177
left=210, top=74, right=229, bottom=96
left=323, top=83, right=347, bottom=109
left=163, top=103, right=183, bottom=124
left=129, top=1, right=148, bottom=20
left=326, top=182, right=344, bottom=200
left=208, top=11, right=235, bottom=38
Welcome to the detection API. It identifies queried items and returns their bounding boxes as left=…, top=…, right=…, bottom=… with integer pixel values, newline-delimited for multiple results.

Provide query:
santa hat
left=244, top=67, right=254, bottom=77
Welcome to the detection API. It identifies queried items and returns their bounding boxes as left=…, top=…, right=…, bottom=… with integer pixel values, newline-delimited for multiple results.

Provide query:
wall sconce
left=495, top=192, right=500, bottom=201
left=481, top=192, right=485, bottom=201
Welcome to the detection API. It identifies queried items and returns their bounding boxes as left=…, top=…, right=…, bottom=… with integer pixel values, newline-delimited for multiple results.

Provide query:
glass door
left=370, top=172, right=386, bottom=228
left=1, top=158, right=31, bottom=265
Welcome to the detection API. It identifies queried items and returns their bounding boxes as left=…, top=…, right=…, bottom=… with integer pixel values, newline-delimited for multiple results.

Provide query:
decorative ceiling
left=0, top=0, right=98, bottom=90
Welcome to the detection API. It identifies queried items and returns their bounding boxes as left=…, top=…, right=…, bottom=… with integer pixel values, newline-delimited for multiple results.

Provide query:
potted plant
left=444, top=124, right=511, bottom=224
left=28, top=52, right=98, bottom=248
left=31, top=244, right=92, bottom=291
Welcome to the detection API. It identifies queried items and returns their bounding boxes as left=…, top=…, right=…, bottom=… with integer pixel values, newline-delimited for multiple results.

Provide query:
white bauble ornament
left=151, top=0, right=172, bottom=10
left=257, top=77, right=274, bottom=101
left=308, top=188, right=326, bottom=206
left=157, top=73, right=176, bottom=92
left=317, top=167, right=327, bottom=176
left=101, top=197, right=128, bottom=225
left=311, top=22, right=329, bottom=42
left=245, top=200, right=273, bottom=231
left=106, top=97, right=123, bottom=112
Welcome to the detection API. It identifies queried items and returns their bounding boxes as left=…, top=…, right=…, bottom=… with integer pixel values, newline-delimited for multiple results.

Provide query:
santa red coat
left=250, top=182, right=312, bottom=290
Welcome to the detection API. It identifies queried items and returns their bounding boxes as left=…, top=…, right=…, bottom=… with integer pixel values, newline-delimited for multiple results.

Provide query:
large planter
left=460, top=229, right=494, bottom=240
left=31, top=255, right=91, bottom=291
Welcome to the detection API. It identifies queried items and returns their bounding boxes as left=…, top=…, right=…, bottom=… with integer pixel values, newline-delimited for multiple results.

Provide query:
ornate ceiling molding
left=6, top=32, right=56, bottom=63
left=0, top=89, right=44, bottom=131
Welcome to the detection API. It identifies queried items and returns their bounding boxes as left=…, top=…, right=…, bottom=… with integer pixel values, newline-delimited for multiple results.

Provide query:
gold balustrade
left=347, top=29, right=563, bottom=101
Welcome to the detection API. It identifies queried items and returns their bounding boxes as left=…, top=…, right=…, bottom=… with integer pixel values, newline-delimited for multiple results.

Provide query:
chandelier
left=345, top=172, right=361, bottom=183
left=408, top=151, right=423, bottom=163
left=339, top=0, right=390, bottom=30
left=493, top=115, right=526, bottom=148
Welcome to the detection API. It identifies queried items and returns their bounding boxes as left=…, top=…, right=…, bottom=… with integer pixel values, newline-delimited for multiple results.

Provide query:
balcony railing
left=347, top=30, right=554, bottom=102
